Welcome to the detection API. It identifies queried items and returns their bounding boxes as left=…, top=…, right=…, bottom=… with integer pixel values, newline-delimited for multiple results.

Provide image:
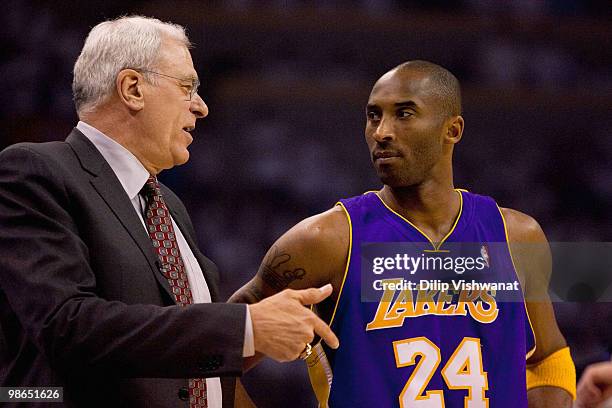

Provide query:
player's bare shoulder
left=500, top=207, right=547, bottom=244
left=500, top=207, right=551, bottom=297
left=294, top=205, right=350, bottom=250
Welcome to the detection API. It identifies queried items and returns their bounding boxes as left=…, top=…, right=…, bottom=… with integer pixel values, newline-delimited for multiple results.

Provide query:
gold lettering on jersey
left=366, top=278, right=499, bottom=331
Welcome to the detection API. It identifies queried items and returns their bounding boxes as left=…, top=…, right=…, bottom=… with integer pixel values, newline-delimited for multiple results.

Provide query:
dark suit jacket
left=0, top=129, right=244, bottom=407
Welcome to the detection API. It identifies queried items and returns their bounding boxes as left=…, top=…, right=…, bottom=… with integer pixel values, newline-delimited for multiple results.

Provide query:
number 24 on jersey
left=393, top=337, right=488, bottom=408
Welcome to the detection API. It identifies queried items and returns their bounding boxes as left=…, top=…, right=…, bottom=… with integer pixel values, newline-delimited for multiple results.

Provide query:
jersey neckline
left=371, top=189, right=468, bottom=251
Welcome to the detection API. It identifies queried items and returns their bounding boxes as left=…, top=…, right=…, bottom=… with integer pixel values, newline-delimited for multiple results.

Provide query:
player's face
left=365, top=70, right=449, bottom=188
left=139, top=39, right=208, bottom=173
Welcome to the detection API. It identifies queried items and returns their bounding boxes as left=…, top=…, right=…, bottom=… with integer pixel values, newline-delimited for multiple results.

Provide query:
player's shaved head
left=390, top=60, right=462, bottom=117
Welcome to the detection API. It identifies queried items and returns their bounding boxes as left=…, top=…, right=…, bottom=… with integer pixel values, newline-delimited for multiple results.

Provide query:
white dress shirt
left=77, top=121, right=255, bottom=407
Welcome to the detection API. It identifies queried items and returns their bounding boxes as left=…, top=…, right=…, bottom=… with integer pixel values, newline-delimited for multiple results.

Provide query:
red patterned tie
left=142, top=176, right=208, bottom=408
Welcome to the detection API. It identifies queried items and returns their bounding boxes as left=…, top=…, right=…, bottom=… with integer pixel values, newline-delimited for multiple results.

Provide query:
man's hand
left=576, top=361, right=612, bottom=408
left=248, top=284, right=339, bottom=362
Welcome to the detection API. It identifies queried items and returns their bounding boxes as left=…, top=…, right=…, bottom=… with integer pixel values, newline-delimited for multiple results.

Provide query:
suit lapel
left=66, top=129, right=175, bottom=302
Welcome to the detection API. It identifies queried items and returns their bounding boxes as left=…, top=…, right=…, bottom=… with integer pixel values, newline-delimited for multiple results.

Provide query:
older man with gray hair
left=0, top=15, right=338, bottom=408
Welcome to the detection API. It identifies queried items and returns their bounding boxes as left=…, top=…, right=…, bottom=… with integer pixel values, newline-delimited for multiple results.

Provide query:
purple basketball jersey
left=309, top=190, right=535, bottom=408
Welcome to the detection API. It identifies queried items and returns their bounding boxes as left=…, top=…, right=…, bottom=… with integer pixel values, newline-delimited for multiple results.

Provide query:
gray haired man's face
left=136, top=38, right=208, bottom=174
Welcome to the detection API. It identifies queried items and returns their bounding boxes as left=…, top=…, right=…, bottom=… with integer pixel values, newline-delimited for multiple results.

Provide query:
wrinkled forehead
left=368, top=69, right=437, bottom=108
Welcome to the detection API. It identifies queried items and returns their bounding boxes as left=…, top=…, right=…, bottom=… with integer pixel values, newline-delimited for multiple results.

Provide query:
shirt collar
left=76, top=121, right=150, bottom=200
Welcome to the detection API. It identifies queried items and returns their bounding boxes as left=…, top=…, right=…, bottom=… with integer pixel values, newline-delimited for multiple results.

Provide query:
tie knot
left=141, top=176, right=161, bottom=199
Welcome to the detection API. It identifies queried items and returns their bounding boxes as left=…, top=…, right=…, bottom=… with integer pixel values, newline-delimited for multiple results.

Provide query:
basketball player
left=231, top=61, right=576, bottom=407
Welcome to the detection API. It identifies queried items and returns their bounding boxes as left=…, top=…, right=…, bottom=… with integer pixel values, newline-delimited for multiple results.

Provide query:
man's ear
left=116, top=69, right=145, bottom=111
left=445, top=115, right=464, bottom=145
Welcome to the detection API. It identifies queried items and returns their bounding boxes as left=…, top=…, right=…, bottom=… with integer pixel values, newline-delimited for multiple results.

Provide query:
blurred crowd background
left=1, top=0, right=611, bottom=406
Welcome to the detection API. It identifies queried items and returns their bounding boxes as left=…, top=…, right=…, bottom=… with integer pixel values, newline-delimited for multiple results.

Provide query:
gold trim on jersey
left=306, top=342, right=333, bottom=408
left=373, top=189, right=464, bottom=251
left=497, top=204, right=537, bottom=360
left=328, top=201, right=353, bottom=328
left=306, top=201, right=353, bottom=408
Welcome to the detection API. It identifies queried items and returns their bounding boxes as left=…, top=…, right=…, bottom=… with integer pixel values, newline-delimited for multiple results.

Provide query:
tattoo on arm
left=260, top=246, right=306, bottom=291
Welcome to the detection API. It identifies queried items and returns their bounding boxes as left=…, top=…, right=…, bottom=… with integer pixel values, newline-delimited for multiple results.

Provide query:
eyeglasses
left=136, top=69, right=200, bottom=101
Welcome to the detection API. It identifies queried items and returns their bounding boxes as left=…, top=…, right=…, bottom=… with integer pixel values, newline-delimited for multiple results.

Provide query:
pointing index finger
left=311, top=313, right=339, bottom=349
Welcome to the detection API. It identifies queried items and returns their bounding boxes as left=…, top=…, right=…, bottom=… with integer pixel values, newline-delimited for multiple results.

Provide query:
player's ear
left=116, top=69, right=145, bottom=111
left=444, top=115, right=464, bottom=145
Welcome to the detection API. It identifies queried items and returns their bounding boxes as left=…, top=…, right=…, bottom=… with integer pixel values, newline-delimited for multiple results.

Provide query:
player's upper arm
left=501, top=207, right=567, bottom=363
left=229, top=205, right=349, bottom=304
